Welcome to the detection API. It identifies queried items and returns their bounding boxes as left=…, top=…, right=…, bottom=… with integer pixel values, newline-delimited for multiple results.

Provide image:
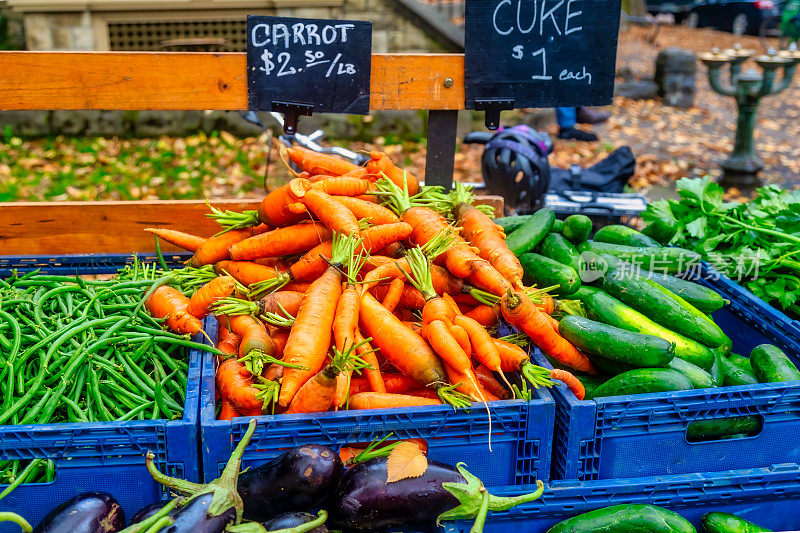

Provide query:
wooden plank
left=0, top=195, right=503, bottom=255
left=0, top=52, right=465, bottom=111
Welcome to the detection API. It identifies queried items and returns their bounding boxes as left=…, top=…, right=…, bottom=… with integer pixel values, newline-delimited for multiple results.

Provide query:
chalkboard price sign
left=247, top=16, right=372, bottom=126
left=465, top=0, right=622, bottom=112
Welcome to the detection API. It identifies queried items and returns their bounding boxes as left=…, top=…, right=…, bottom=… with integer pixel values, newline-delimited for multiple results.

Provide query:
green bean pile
left=0, top=269, right=210, bottom=427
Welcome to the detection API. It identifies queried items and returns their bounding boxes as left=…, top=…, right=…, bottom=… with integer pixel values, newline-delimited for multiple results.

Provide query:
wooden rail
left=0, top=197, right=503, bottom=255
left=0, top=52, right=466, bottom=111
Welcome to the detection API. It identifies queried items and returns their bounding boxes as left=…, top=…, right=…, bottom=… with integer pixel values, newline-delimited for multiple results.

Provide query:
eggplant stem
left=0, top=512, right=32, bottom=533
left=488, top=480, right=545, bottom=511
left=470, top=489, right=490, bottom=533
left=265, top=510, right=328, bottom=533
left=144, top=452, right=204, bottom=496
left=217, top=418, right=258, bottom=491
left=141, top=516, right=175, bottom=533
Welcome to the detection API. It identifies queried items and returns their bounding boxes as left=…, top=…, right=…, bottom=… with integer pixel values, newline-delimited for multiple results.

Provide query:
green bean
left=116, top=401, right=155, bottom=422
left=0, top=459, right=45, bottom=501
left=61, top=395, right=89, bottom=423
left=88, top=366, right=112, bottom=422
left=98, top=383, right=140, bottom=412
left=115, top=351, right=156, bottom=398
left=19, top=389, right=53, bottom=425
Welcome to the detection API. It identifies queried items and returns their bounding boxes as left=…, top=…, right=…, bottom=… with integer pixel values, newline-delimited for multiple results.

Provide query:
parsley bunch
left=643, top=176, right=800, bottom=316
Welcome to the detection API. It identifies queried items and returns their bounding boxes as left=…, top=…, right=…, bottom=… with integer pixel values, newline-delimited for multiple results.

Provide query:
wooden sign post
left=465, top=0, right=622, bottom=128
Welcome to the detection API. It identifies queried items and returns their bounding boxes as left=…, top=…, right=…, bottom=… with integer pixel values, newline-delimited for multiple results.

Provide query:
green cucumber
left=573, top=288, right=715, bottom=369
left=642, top=218, right=679, bottom=244
left=552, top=219, right=564, bottom=233
left=638, top=269, right=727, bottom=314
left=494, top=215, right=529, bottom=234
left=575, top=375, right=606, bottom=398
left=559, top=315, right=674, bottom=368
left=590, top=369, right=694, bottom=398
left=577, top=241, right=700, bottom=274
left=687, top=416, right=762, bottom=442
left=602, top=269, right=727, bottom=349
left=702, top=512, right=771, bottom=532
left=539, top=233, right=582, bottom=272
left=594, top=224, right=660, bottom=248
left=709, top=348, right=724, bottom=385
left=520, top=253, right=581, bottom=295
left=591, top=354, right=636, bottom=376
left=562, top=214, right=592, bottom=244
left=728, top=353, right=753, bottom=373
left=719, top=355, right=758, bottom=386
left=546, top=504, right=695, bottom=533
left=750, top=344, right=800, bottom=383
left=505, top=209, right=555, bottom=256
left=667, top=357, right=715, bottom=388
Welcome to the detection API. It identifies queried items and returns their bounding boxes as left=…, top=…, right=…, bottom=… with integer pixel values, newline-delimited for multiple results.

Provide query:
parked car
left=648, top=0, right=782, bottom=34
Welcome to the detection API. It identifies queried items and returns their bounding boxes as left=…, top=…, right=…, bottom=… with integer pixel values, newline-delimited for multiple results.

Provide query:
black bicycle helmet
left=466, top=125, right=552, bottom=214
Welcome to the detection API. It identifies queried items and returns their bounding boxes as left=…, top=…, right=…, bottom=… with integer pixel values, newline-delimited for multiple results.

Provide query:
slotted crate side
left=443, top=464, right=800, bottom=532
left=0, top=253, right=191, bottom=276
left=547, top=262, right=800, bottom=481
left=200, top=320, right=555, bottom=486
left=0, top=254, right=202, bottom=532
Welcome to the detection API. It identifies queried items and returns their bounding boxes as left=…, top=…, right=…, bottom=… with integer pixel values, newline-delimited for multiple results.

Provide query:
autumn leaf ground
left=1, top=25, right=797, bottom=202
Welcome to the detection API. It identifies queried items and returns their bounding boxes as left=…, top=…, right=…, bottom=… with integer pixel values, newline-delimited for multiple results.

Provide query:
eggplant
left=331, top=458, right=545, bottom=532
left=264, top=512, right=328, bottom=532
left=331, top=458, right=463, bottom=531
left=33, top=492, right=124, bottom=533
left=239, top=444, right=343, bottom=522
left=156, top=493, right=236, bottom=533
left=129, top=501, right=168, bottom=525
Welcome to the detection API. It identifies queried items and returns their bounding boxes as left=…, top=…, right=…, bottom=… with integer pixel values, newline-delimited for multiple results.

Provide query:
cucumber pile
left=501, top=211, right=800, bottom=399
left=546, top=504, right=772, bottom=532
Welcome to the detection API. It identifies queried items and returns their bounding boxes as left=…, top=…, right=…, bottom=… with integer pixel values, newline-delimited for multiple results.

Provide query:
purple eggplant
left=129, top=501, right=168, bottom=525
left=156, top=493, right=236, bottom=533
left=264, top=511, right=328, bottom=532
left=33, top=492, right=124, bottom=533
left=331, top=458, right=545, bottom=532
left=238, top=444, right=343, bottom=523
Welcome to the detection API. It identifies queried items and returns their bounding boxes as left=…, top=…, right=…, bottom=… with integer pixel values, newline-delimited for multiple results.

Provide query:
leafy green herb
left=642, top=176, right=800, bottom=316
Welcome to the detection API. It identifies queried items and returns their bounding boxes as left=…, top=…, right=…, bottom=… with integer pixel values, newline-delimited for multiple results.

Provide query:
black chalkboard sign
left=247, top=16, right=372, bottom=116
left=464, top=0, right=622, bottom=110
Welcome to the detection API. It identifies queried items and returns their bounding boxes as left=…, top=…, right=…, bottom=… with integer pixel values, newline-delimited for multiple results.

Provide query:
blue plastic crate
left=548, top=262, right=800, bottom=481
left=199, top=319, right=556, bottom=486
left=0, top=252, right=191, bottom=277
left=443, top=463, right=800, bottom=532
left=0, top=254, right=201, bottom=532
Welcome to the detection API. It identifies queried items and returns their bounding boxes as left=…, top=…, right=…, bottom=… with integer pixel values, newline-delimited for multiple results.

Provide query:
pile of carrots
left=144, top=146, right=586, bottom=419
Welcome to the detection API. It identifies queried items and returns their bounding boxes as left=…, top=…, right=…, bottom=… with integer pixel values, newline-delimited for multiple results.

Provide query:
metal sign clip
left=474, top=98, right=515, bottom=130
left=272, top=101, right=314, bottom=134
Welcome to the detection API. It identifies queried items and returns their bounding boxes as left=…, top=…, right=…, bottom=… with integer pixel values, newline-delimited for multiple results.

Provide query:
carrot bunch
left=142, top=147, right=590, bottom=419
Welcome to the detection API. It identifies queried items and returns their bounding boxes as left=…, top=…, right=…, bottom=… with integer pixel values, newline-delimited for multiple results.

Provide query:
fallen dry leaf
left=386, top=441, right=428, bottom=483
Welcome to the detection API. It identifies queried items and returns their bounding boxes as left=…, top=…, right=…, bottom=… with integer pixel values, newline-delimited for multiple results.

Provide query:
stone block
left=24, top=14, right=53, bottom=50
left=52, top=27, right=71, bottom=49
left=51, top=110, right=88, bottom=136
left=0, top=111, right=51, bottom=137
left=615, top=80, right=659, bottom=100
left=211, top=111, right=266, bottom=138
left=84, top=111, right=130, bottom=137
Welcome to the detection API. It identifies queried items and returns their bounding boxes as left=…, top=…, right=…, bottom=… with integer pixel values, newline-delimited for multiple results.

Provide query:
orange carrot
left=268, top=327, right=289, bottom=358
left=145, top=285, right=202, bottom=335
left=295, top=182, right=360, bottom=236
left=404, top=388, right=441, bottom=401
left=360, top=222, right=413, bottom=253
left=252, top=257, right=289, bottom=268
left=287, top=145, right=360, bottom=176
left=349, top=392, right=441, bottom=410
left=371, top=283, right=426, bottom=310
left=550, top=368, right=585, bottom=400
left=188, top=276, right=236, bottom=318
left=475, top=364, right=510, bottom=400
left=189, top=226, right=270, bottom=267
left=450, top=324, right=472, bottom=356
left=219, top=398, right=241, bottom=420
left=332, top=196, right=400, bottom=225
left=285, top=354, right=346, bottom=414
left=229, top=222, right=331, bottom=261
left=443, top=361, right=494, bottom=403
left=380, top=278, right=405, bottom=313
left=215, top=261, right=288, bottom=287
left=452, top=314, right=503, bottom=375
left=544, top=313, right=560, bottom=333
left=536, top=293, right=555, bottom=315
left=283, top=281, right=313, bottom=293
left=145, top=228, right=205, bottom=252
left=216, top=358, right=261, bottom=412
left=452, top=186, right=524, bottom=289
left=355, top=331, right=386, bottom=393
left=311, top=176, right=370, bottom=196
left=256, top=291, right=305, bottom=318
left=289, top=241, right=332, bottom=281
left=347, top=376, right=372, bottom=397
left=500, top=291, right=597, bottom=375
left=361, top=257, right=413, bottom=293
left=333, top=281, right=361, bottom=408
left=255, top=180, right=310, bottom=227
left=359, top=292, right=448, bottom=389
left=278, top=233, right=356, bottom=406
left=221, top=314, right=277, bottom=360
left=464, top=304, right=500, bottom=328
left=365, top=151, right=420, bottom=195
left=377, top=241, right=405, bottom=258
left=381, top=373, right=419, bottom=394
